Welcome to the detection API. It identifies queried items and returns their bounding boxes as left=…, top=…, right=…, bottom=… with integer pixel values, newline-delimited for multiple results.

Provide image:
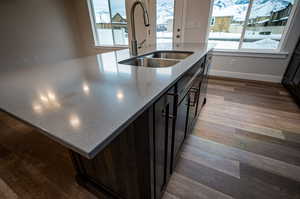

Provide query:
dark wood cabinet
left=70, top=108, right=153, bottom=199
left=187, top=58, right=206, bottom=133
left=198, top=54, right=211, bottom=112
left=70, top=90, right=177, bottom=199
left=170, top=56, right=210, bottom=169
left=187, top=87, right=198, bottom=135
left=293, top=67, right=300, bottom=86
left=283, top=38, right=300, bottom=104
left=153, top=93, right=174, bottom=199
left=171, top=92, right=189, bottom=168
left=70, top=52, right=212, bottom=199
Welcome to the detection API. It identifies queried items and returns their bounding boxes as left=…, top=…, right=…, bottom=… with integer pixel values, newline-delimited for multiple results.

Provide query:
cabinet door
left=171, top=93, right=189, bottom=169
left=283, top=39, right=300, bottom=102
left=291, top=65, right=300, bottom=99
left=284, top=39, right=300, bottom=83
left=187, top=59, right=205, bottom=133
left=153, top=94, right=173, bottom=199
left=198, top=55, right=211, bottom=111
left=187, top=87, right=198, bottom=134
left=292, top=64, right=300, bottom=87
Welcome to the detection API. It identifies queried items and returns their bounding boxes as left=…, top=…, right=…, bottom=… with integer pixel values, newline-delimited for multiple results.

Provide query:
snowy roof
left=249, top=0, right=292, bottom=19
left=212, top=0, right=293, bottom=21
left=272, top=16, right=289, bottom=22
left=212, top=7, right=234, bottom=17
left=212, top=3, right=249, bottom=21
left=256, top=19, right=270, bottom=24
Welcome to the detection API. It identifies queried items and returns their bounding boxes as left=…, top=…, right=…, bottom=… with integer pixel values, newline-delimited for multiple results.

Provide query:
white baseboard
left=209, top=70, right=282, bottom=83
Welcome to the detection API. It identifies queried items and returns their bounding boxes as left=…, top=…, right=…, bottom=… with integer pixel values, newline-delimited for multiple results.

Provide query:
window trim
left=277, top=0, right=299, bottom=50
left=208, top=0, right=299, bottom=52
left=238, top=0, right=253, bottom=49
left=212, top=49, right=289, bottom=59
left=87, top=0, right=129, bottom=48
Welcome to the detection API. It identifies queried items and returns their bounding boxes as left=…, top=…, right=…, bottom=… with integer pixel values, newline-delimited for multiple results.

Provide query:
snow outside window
left=89, top=0, right=128, bottom=46
left=208, top=0, right=295, bottom=50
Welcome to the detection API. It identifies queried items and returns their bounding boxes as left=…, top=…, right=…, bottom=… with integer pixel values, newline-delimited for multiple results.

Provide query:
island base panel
left=69, top=109, right=154, bottom=199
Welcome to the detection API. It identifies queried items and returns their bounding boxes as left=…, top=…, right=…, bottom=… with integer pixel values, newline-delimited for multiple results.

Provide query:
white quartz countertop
left=0, top=43, right=214, bottom=158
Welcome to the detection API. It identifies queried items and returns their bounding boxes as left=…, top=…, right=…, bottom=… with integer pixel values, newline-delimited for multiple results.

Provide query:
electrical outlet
left=230, top=58, right=236, bottom=65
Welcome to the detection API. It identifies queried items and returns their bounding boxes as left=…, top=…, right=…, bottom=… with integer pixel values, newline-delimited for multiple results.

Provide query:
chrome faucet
left=130, top=0, right=150, bottom=56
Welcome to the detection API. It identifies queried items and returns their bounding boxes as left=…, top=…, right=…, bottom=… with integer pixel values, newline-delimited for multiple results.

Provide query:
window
left=89, top=0, right=128, bottom=46
left=208, top=0, right=296, bottom=50
left=156, top=0, right=175, bottom=43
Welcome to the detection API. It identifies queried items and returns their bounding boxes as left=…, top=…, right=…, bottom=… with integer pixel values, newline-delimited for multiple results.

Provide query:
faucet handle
left=138, top=39, right=146, bottom=49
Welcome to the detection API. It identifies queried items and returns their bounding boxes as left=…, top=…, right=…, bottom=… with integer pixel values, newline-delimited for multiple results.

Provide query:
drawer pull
left=167, top=93, right=178, bottom=97
left=189, top=87, right=199, bottom=107
left=162, top=110, right=175, bottom=119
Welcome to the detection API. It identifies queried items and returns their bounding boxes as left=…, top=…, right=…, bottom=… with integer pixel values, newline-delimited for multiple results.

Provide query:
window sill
left=211, top=49, right=289, bottom=59
left=94, top=45, right=128, bottom=50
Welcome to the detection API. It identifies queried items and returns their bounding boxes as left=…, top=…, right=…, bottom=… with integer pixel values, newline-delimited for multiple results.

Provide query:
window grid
left=209, top=0, right=297, bottom=51
left=107, top=0, right=116, bottom=45
left=89, top=0, right=128, bottom=47
left=89, top=0, right=100, bottom=46
left=238, top=0, right=254, bottom=50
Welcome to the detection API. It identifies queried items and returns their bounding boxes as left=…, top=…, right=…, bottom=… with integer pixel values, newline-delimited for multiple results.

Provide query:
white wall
left=181, top=0, right=211, bottom=43
left=209, top=55, right=289, bottom=82
left=0, top=0, right=84, bottom=69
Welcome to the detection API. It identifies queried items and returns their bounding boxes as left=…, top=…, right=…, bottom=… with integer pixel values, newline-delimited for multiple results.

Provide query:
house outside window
left=208, top=0, right=296, bottom=51
left=89, top=0, right=128, bottom=46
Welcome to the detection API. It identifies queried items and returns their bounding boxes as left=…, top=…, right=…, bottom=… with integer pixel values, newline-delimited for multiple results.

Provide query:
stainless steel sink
left=119, top=51, right=193, bottom=68
left=119, top=57, right=179, bottom=68
left=145, top=51, right=193, bottom=60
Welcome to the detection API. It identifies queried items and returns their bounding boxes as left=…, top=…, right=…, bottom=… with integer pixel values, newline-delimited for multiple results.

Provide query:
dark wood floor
left=1, top=77, right=300, bottom=199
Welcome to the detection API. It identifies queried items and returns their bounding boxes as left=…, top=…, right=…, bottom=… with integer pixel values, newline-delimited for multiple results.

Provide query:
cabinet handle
left=189, top=99, right=197, bottom=107
left=190, top=87, right=199, bottom=92
left=162, top=110, right=175, bottom=119
left=189, top=87, right=199, bottom=107
left=167, top=92, right=178, bottom=97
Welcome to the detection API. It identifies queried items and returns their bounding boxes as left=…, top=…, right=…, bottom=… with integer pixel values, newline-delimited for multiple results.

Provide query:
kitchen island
left=0, top=43, right=213, bottom=199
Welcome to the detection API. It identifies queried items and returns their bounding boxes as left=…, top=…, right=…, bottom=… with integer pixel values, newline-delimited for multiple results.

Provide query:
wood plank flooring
left=165, top=77, right=300, bottom=199
left=1, top=77, right=300, bottom=199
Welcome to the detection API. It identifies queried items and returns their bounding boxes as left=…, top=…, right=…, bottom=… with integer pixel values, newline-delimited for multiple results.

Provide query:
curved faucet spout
left=130, top=0, right=150, bottom=56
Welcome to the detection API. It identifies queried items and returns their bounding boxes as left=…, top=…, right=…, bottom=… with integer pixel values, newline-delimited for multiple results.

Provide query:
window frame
left=208, top=0, right=299, bottom=52
left=210, top=17, right=216, bottom=26
left=87, top=0, right=129, bottom=48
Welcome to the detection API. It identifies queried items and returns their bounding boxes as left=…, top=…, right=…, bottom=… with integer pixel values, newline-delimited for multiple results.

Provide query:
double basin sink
left=118, top=51, right=194, bottom=68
